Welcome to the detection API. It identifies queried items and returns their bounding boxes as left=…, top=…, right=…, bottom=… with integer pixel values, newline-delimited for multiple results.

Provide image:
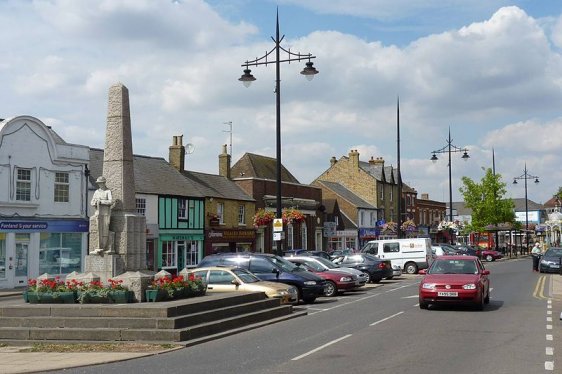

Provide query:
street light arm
left=241, top=50, right=317, bottom=68
left=431, top=143, right=469, bottom=155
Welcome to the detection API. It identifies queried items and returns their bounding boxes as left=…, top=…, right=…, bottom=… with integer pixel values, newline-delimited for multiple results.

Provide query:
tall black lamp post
left=430, top=127, right=470, bottom=244
left=239, top=10, right=319, bottom=256
left=513, top=163, right=539, bottom=253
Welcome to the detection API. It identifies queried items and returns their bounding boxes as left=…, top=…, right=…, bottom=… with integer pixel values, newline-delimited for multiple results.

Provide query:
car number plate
left=552, top=264, right=560, bottom=268
left=437, top=291, right=458, bottom=297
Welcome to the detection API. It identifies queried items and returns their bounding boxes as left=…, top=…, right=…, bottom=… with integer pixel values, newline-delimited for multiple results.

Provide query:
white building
left=0, top=116, right=89, bottom=289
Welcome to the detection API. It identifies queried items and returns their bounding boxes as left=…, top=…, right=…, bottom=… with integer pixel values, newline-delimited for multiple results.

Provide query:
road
left=50, top=257, right=560, bottom=374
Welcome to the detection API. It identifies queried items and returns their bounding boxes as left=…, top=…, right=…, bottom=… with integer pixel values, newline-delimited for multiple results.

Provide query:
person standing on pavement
left=531, top=242, right=542, bottom=271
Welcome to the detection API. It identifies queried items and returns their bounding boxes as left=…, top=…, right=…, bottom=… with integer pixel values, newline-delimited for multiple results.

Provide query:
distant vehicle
left=418, top=255, right=490, bottom=310
left=332, top=253, right=393, bottom=283
left=197, top=253, right=326, bottom=303
left=432, top=245, right=457, bottom=257
left=189, top=266, right=298, bottom=304
left=284, top=255, right=369, bottom=286
left=285, top=258, right=360, bottom=297
left=539, top=247, right=562, bottom=273
left=360, top=238, right=433, bottom=274
left=329, top=249, right=355, bottom=259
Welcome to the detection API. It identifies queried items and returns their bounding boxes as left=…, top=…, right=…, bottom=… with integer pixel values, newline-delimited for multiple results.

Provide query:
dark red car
left=418, top=255, right=490, bottom=310
left=287, top=259, right=359, bottom=297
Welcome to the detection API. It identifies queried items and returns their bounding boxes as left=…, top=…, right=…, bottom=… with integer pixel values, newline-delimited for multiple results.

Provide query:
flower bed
left=25, top=277, right=133, bottom=304
left=146, top=274, right=206, bottom=302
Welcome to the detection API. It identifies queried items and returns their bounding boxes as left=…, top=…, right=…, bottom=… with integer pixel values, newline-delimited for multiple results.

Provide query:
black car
left=332, top=253, right=393, bottom=283
left=197, top=252, right=326, bottom=303
left=539, top=247, right=562, bottom=273
left=454, top=245, right=479, bottom=257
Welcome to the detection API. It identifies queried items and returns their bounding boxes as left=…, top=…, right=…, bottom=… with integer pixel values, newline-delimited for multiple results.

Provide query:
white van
left=360, top=238, right=433, bottom=274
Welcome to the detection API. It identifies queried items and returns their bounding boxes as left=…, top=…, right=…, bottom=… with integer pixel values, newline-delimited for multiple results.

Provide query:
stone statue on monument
left=90, top=176, right=115, bottom=254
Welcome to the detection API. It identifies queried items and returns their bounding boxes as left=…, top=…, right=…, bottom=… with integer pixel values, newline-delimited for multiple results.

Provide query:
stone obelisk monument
left=85, top=83, right=147, bottom=279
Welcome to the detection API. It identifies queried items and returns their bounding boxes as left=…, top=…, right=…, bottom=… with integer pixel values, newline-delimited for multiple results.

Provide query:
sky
left=1, top=0, right=562, bottom=206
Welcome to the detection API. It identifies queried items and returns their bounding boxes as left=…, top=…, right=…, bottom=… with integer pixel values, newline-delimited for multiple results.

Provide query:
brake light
left=378, top=262, right=387, bottom=269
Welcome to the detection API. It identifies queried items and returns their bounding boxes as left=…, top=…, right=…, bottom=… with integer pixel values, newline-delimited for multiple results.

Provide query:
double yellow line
left=533, top=275, right=548, bottom=299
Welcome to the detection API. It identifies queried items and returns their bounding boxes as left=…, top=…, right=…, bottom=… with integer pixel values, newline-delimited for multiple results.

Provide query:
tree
left=555, top=187, right=562, bottom=201
left=459, top=168, right=516, bottom=233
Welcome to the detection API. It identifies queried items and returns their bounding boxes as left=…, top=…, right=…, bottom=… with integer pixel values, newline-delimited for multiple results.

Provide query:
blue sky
left=1, top=0, right=562, bottom=206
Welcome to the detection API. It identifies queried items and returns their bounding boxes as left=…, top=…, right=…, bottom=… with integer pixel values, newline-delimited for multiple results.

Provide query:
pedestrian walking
left=531, top=242, right=541, bottom=271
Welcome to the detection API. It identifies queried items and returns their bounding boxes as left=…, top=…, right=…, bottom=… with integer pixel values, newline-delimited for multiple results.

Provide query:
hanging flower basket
left=382, top=221, right=397, bottom=234
left=253, top=208, right=275, bottom=227
left=282, top=208, right=305, bottom=225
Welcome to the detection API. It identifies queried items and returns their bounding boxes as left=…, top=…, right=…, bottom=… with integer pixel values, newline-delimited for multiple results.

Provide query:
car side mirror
left=482, top=270, right=490, bottom=275
left=231, top=279, right=241, bottom=286
left=419, top=269, right=427, bottom=275
left=271, top=268, right=280, bottom=277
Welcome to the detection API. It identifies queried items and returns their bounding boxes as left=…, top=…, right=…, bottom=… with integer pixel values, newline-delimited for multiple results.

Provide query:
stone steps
left=0, top=292, right=306, bottom=345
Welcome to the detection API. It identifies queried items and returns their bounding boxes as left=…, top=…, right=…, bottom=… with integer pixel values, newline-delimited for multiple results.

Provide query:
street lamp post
left=430, top=127, right=470, bottom=244
left=239, top=10, right=318, bottom=256
left=513, top=163, right=539, bottom=254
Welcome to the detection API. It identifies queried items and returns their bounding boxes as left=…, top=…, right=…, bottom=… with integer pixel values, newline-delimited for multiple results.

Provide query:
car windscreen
left=232, top=268, right=261, bottom=283
left=312, top=257, right=338, bottom=269
left=544, top=248, right=562, bottom=257
left=269, top=255, right=299, bottom=272
left=429, top=259, right=477, bottom=274
left=300, top=260, right=325, bottom=272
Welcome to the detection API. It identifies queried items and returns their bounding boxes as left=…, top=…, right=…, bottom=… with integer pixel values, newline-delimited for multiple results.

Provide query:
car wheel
left=484, top=288, right=490, bottom=304
left=485, top=254, right=493, bottom=262
left=386, top=276, right=394, bottom=280
left=372, top=277, right=382, bottom=283
left=405, top=262, right=418, bottom=274
left=419, top=298, right=428, bottom=309
left=324, top=281, right=337, bottom=297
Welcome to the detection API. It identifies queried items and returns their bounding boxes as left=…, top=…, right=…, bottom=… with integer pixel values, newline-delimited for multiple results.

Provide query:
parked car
left=189, top=266, right=298, bottom=304
left=303, top=250, right=332, bottom=260
left=432, top=245, right=458, bottom=257
left=285, top=258, right=359, bottom=297
left=284, top=255, right=369, bottom=286
left=283, top=249, right=308, bottom=257
left=454, top=245, right=479, bottom=257
left=418, top=255, right=490, bottom=310
left=477, top=249, right=503, bottom=262
left=539, top=247, right=562, bottom=273
left=197, top=253, right=326, bottom=303
left=332, top=254, right=393, bottom=283
left=329, top=249, right=355, bottom=260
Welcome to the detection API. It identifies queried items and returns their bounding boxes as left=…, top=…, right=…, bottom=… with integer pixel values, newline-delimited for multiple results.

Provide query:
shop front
left=327, top=229, right=359, bottom=252
left=205, top=228, right=256, bottom=255
left=158, top=231, right=204, bottom=275
left=0, top=219, right=88, bottom=289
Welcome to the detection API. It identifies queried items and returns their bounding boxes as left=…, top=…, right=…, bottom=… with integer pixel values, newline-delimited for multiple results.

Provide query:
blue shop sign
left=359, top=228, right=379, bottom=238
left=0, top=220, right=88, bottom=233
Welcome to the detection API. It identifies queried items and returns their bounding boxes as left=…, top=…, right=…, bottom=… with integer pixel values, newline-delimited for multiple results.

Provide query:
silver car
left=284, top=255, right=369, bottom=287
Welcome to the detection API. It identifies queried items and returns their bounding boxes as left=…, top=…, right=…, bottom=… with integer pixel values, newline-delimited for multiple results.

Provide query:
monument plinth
left=85, top=83, right=147, bottom=284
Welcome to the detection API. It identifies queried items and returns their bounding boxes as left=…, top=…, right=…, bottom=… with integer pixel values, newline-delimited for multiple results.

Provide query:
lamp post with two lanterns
left=513, top=164, right=539, bottom=253
left=238, top=10, right=319, bottom=256
left=430, top=128, right=470, bottom=244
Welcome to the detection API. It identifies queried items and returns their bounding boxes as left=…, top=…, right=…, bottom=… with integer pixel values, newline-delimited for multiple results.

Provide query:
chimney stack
left=349, top=149, right=359, bottom=170
left=330, top=156, right=337, bottom=166
left=169, top=135, right=185, bottom=172
left=219, top=144, right=231, bottom=179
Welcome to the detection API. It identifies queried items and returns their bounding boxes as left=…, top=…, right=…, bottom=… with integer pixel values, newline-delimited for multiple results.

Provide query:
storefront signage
left=207, top=229, right=256, bottom=242
left=0, top=220, right=88, bottom=233
left=359, top=228, right=379, bottom=238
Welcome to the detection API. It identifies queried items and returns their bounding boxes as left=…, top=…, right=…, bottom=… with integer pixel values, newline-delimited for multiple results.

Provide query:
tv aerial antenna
left=223, top=121, right=232, bottom=156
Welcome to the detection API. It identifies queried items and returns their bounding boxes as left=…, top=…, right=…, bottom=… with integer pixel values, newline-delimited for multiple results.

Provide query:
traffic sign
left=273, top=218, right=283, bottom=232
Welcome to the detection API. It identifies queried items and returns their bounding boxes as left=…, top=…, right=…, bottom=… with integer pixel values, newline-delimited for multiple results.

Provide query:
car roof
left=190, top=266, right=245, bottom=271
left=435, top=255, right=478, bottom=260
left=205, top=252, right=275, bottom=258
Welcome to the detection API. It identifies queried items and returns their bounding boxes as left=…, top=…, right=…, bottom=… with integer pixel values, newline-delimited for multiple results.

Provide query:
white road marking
left=547, top=334, right=553, bottom=341
left=370, top=311, right=404, bottom=326
left=291, top=334, right=352, bottom=361
left=546, top=347, right=553, bottom=355
left=545, top=362, right=554, bottom=371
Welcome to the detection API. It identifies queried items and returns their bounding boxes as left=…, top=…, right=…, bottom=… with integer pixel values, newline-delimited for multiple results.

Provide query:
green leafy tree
left=459, top=168, right=516, bottom=233
left=555, top=187, right=562, bottom=201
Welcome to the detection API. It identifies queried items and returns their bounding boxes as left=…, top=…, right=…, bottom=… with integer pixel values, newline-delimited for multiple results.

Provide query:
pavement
left=1, top=256, right=561, bottom=373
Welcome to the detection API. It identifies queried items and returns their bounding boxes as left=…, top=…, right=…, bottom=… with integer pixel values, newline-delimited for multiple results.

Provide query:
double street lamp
left=239, top=10, right=319, bottom=256
left=430, top=128, right=470, bottom=244
left=513, top=163, right=539, bottom=252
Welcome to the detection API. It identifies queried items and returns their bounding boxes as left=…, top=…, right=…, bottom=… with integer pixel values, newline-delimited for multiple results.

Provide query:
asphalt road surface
left=50, top=257, right=560, bottom=374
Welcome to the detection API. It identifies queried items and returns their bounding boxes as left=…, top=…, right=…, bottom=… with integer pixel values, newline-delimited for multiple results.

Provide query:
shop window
left=136, top=198, right=146, bottom=216
left=16, top=168, right=31, bottom=201
left=54, top=172, right=69, bottom=202
left=300, top=222, right=307, bottom=250
left=161, top=240, right=177, bottom=269
left=39, top=233, right=82, bottom=275
left=185, top=241, right=200, bottom=267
